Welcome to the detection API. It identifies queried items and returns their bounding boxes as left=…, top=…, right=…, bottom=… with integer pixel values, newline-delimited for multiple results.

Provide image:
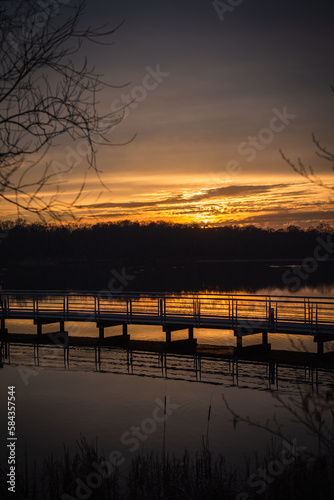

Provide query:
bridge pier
left=317, top=341, right=324, bottom=356
left=234, top=329, right=270, bottom=352
left=165, top=329, right=171, bottom=343
left=97, top=321, right=130, bottom=342
left=99, top=325, right=104, bottom=340
left=163, top=325, right=196, bottom=344
left=236, top=334, right=242, bottom=350
left=1, top=317, right=8, bottom=335
left=314, top=334, right=333, bottom=355
left=35, top=319, right=65, bottom=337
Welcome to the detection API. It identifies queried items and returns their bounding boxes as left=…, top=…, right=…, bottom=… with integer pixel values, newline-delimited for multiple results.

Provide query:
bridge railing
left=1, top=291, right=334, bottom=331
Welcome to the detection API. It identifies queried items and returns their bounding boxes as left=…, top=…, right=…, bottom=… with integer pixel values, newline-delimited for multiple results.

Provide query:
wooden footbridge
left=1, top=291, right=334, bottom=354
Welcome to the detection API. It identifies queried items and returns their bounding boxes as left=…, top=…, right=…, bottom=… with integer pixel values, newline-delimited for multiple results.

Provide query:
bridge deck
left=1, top=290, right=334, bottom=337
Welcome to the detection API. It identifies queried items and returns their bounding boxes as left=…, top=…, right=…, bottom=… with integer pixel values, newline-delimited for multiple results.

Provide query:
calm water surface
left=0, top=354, right=333, bottom=474
left=1, top=284, right=333, bottom=485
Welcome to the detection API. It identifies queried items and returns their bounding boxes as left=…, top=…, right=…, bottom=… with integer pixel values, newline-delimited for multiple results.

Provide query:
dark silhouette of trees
left=0, top=221, right=333, bottom=264
left=1, top=221, right=333, bottom=291
left=0, top=0, right=125, bottom=221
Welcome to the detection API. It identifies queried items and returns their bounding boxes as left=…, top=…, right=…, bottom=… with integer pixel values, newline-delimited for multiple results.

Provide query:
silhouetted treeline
left=0, top=220, right=333, bottom=264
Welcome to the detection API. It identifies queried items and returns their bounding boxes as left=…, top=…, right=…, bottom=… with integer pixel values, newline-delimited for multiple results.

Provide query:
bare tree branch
left=280, top=86, right=334, bottom=191
left=0, top=0, right=130, bottom=220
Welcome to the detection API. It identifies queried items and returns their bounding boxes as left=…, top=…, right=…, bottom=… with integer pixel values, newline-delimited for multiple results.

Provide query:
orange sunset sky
left=1, top=0, right=333, bottom=228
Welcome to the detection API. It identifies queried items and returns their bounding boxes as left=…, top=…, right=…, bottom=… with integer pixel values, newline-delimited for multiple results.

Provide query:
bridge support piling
left=314, top=335, right=333, bottom=355
left=37, top=324, right=42, bottom=336
left=163, top=325, right=196, bottom=344
left=262, top=331, right=268, bottom=346
left=96, top=321, right=130, bottom=342
left=236, top=334, right=242, bottom=350
left=0, top=317, right=7, bottom=334
left=165, top=329, right=171, bottom=343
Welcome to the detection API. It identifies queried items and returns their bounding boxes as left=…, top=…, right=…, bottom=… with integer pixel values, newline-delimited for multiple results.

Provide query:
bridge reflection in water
left=2, top=343, right=334, bottom=392
left=1, top=291, right=334, bottom=354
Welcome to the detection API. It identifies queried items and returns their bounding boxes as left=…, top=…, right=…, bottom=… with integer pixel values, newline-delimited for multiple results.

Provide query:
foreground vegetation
left=0, top=388, right=333, bottom=499
left=0, top=438, right=333, bottom=499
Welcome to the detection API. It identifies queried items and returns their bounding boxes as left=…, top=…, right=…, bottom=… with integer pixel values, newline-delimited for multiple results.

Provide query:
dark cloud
left=78, top=183, right=288, bottom=210
left=242, top=210, right=334, bottom=226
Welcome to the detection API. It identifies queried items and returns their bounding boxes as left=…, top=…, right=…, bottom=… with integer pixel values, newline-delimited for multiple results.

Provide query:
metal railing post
left=97, top=295, right=100, bottom=319
left=198, top=297, right=201, bottom=324
left=159, top=298, right=163, bottom=322
left=230, top=298, right=233, bottom=326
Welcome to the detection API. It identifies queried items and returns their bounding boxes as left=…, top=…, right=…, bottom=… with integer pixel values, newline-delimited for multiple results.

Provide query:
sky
left=2, top=0, right=334, bottom=227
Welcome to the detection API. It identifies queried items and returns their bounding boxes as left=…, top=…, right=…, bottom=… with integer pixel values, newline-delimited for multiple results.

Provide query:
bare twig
left=280, top=86, right=334, bottom=191
left=0, top=0, right=129, bottom=220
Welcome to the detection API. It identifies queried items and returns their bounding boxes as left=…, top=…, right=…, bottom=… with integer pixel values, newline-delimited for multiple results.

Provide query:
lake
left=1, top=340, right=333, bottom=475
left=1, top=282, right=334, bottom=498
